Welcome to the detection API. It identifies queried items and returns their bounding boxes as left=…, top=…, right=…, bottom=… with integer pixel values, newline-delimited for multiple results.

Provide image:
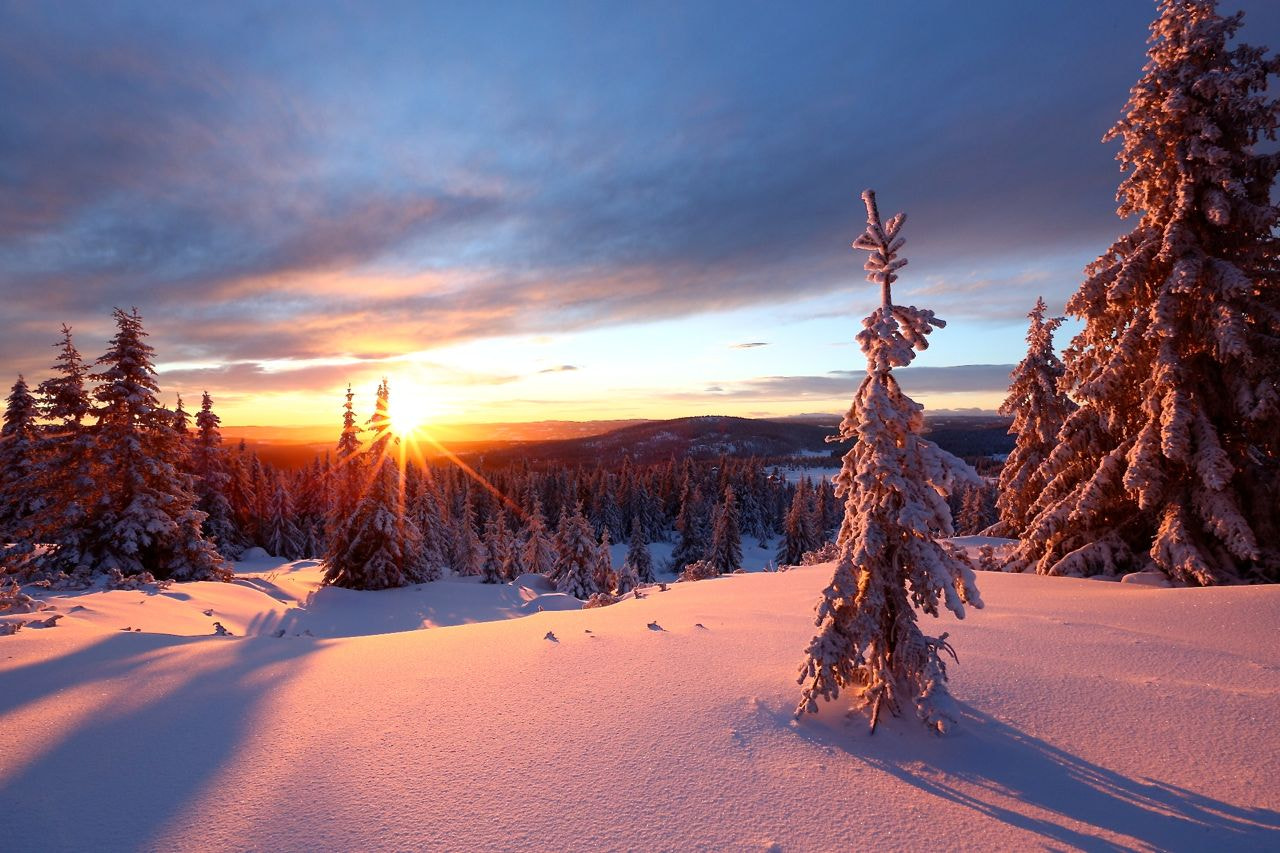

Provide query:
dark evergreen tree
left=0, top=376, right=42, bottom=543
left=706, top=485, right=743, bottom=574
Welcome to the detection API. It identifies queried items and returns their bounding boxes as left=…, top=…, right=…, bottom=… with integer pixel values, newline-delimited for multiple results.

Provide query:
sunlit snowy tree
left=21, top=327, right=97, bottom=572
left=990, top=299, right=1075, bottom=538
left=192, top=391, right=243, bottom=557
left=1013, top=0, right=1280, bottom=584
left=522, top=499, right=558, bottom=577
left=796, top=191, right=982, bottom=734
left=69, top=309, right=229, bottom=581
left=553, top=502, right=600, bottom=599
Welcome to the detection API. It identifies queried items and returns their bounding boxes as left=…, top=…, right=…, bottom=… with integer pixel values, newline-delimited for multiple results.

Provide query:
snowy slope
left=2, top=564, right=1278, bottom=852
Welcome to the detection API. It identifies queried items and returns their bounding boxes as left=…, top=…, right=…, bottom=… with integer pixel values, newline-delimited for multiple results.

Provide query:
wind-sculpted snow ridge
left=2, top=561, right=1279, bottom=851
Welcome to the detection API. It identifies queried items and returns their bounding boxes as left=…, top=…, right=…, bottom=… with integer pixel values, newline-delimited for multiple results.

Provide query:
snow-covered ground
left=3, top=559, right=1278, bottom=851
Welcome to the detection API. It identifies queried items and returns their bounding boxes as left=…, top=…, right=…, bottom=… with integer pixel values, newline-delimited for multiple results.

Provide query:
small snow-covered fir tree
left=264, top=477, right=304, bottom=560
left=192, top=391, right=243, bottom=557
left=776, top=479, right=821, bottom=566
left=452, top=494, right=485, bottom=577
left=522, top=500, right=558, bottom=577
left=552, top=502, right=600, bottom=599
left=1013, top=0, right=1280, bottom=584
left=172, top=394, right=191, bottom=439
left=706, top=485, right=743, bottom=574
left=481, top=512, right=511, bottom=584
left=0, top=376, right=43, bottom=543
left=593, top=528, right=615, bottom=592
left=9, top=327, right=97, bottom=576
left=990, top=299, right=1075, bottom=538
left=72, top=309, right=230, bottom=581
left=796, top=191, right=982, bottom=734
left=623, top=517, right=656, bottom=584
left=669, top=479, right=708, bottom=573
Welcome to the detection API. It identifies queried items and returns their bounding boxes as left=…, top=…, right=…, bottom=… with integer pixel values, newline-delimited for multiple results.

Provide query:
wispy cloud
left=730, top=342, right=769, bottom=349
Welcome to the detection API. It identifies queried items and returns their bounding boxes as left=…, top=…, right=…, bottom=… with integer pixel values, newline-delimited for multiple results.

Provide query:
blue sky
left=2, top=0, right=1277, bottom=425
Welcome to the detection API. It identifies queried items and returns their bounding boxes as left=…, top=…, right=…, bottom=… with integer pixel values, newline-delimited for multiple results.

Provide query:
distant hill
left=225, top=414, right=1013, bottom=470
left=470, top=415, right=840, bottom=467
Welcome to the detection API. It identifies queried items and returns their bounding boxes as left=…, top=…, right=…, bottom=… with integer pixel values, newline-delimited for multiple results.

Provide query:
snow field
left=2, top=562, right=1278, bottom=851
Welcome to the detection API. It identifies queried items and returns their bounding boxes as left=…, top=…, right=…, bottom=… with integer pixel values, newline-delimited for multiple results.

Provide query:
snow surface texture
left=2, top=560, right=1278, bottom=851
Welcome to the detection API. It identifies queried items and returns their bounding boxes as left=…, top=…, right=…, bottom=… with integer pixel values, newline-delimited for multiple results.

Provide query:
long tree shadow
left=0, top=631, right=322, bottom=850
left=786, top=704, right=1280, bottom=851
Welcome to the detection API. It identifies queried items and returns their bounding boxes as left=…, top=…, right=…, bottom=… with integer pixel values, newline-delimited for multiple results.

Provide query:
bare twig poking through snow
left=543, top=631, right=558, bottom=643
left=795, top=190, right=983, bottom=735
left=647, top=621, right=664, bottom=632
left=212, top=621, right=233, bottom=636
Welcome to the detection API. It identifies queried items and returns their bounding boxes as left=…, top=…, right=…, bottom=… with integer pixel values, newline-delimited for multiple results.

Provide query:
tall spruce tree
left=624, top=517, right=656, bottom=584
left=552, top=502, right=600, bottom=599
left=991, top=299, right=1075, bottom=538
left=796, top=191, right=982, bottom=734
left=21, top=327, right=97, bottom=574
left=522, top=500, right=558, bottom=577
left=192, top=391, right=242, bottom=557
left=1013, top=1, right=1280, bottom=584
left=264, top=476, right=304, bottom=560
left=776, top=479, right=821, bottom=566
left=0, top=376, right=42, bottom=544
left=76, top=309, right=229, bottom=581
left=706, top=485, right=743, bottom=574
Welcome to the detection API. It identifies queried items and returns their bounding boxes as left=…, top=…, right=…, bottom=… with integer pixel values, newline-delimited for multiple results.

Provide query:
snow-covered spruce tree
left=990, top=298, right=1075, bottom=538
left=264, top=477, right=304, bottom=560
left=522, top=500, right=558, bottom=577
left=14, top=327, right=98, bottom=575
left=593, top=528, right=615, bottom=592
left=552, top=502, right=600, bottom=599
left=669, top=479, right=708, bottom=573
left=776, top=479, right=821, bottom=566
left=481, top=512, right=510, bottom=584
left=75, top=309, right=230, bottom=581
left=706, top=485, right=743, bottom=574
left=192, top=391, right=243, bottom=557
left=0, top=376, right=43, bottom=544
left=323, top=379, right=425, bottom=589
left=172, top=394, right=191, bottom=439
left=624, top=517, right=656, bottom=584
left=1014, top=1, right=1280, bottom=584
left=796, top=191, right=983, bottom=734
left=453, top=494, right=485, bottom=577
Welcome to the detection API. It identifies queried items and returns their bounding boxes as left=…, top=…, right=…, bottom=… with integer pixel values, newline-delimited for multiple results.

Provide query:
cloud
left=538, top=364, right=580, bottom=373
left=671, top=365, right=1014, bottom=402
left=730, top=342, right=769, bottom=349
left=5, top=0, right=1277, bottom=409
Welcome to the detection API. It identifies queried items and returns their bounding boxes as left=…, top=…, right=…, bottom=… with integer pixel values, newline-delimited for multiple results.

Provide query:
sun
left=387, top=389, right=438, bottom=438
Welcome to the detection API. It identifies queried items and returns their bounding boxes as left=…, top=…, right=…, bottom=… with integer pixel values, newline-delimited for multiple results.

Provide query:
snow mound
left=1120, top=570, right=1174, bottom=588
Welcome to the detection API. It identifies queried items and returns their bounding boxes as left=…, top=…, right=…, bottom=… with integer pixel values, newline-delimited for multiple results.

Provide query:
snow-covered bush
left=678, top=559, right=718, bottom=582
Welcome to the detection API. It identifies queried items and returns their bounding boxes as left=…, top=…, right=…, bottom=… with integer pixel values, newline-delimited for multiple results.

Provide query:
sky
left=3, top=0, right=1278, bottom=429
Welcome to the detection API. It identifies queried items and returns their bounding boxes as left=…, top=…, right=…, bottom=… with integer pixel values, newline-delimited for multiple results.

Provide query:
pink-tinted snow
left=2, top=562, right=1278, bottom=851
